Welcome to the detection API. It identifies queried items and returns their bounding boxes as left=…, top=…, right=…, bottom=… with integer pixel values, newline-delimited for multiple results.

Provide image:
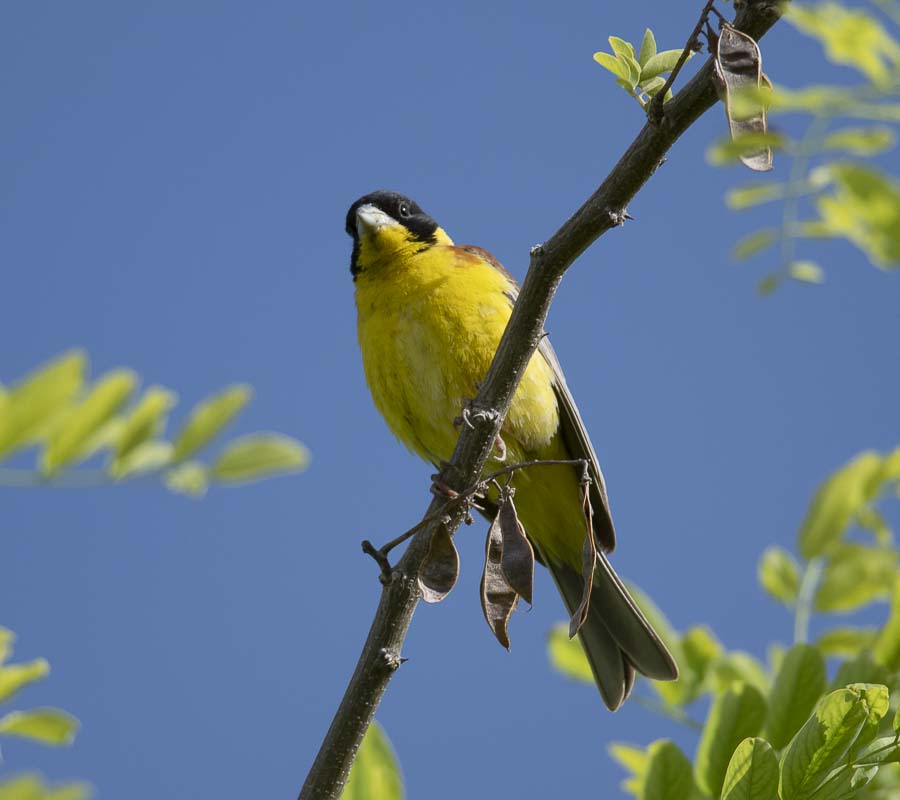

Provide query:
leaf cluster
left=594, top=30, right=692, bottom=108
left=0, top=628, right=89, bottom=800
left=714, top=1, right=900, bottom=292
left=548, top=446, right=900, bottom=800
left=0, top=351, right=308, bottom=496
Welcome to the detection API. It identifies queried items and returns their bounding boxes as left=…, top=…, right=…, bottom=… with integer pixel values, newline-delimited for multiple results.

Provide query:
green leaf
left=879, top=447, right=900, bottom=484
left=721, top=737, right=779, bottom=800
left=853, top=734, right=900, bottom=766
left=593, top=51, right=633, bottom=84
left=874, top=575, right=900, bottom=669
left=608, top=37, right=641, bottom=88
left=342, top=720, right=404, bottom=800
left=810, top=163, right=900, bottom=268
left=758, top=546, right=801, bottom=604
left=0, top=351, right=86, bottom=458
left=788, top=261, right=825, bottom=285
left=765, top=644, right=827, bottom=749
left=210, top=433, right=309, bottom=484
left=41, top=370, right=137, bottom=476
left=638, top=76, right=667, bottom=98
left=682, top=626, right=723, bottom=677
left=857, top=506, right=893, bottom=546
left=732, top=229, right=777, bottom=261
left=608, top=36, right=635, bottom=60
left=726, top=183, right=785, bottom=210
left=622, top=582, right=689, bottom=706
left=111, top=386, right=176, bottom=464
left=815, top=543, right=897, bottom=612
left=0, top=628, right=14, bottom=665
left=638, top=29, right=657, bottom=68
left=779, top=687, right=872, bottom=800
left=163, top=461, right=209, bottom=498
left=785, top=3, right=900, bottom=87
left=816, top=627, right=878, bottom=658
left=811, top=763, right=878, bottom=800
left=0, top=659, right=50, bottom=703
left=110, top=441, right=174, bottom=480
left=832, top=651, right=891, bottom=690
left=846, top=683, right=890, bottom=755
left=640, top=739, right=696, bottom=800
left=707, top=132, right=785, bottom=167
left=623, top=583, right=683, bottom=663
left=823, top=126, right=896, bottom=156
left=798, top=451, right=885, bottom=559
left=710, top=651, right=770, bottom=696
left=641, top=49, right=688, bottom=81
left=0, top=708, right=79, bottom=745
left=171, top=385, right=252, bottom=462
left=695, top=683, right=767, bottom=797
left=0, top=774, right=91, bottom=800
left=654, top=626, right=723, bottom=709
left=548, top=623, right=593, bottom=684
left=767, top=84, right=900, bottom=121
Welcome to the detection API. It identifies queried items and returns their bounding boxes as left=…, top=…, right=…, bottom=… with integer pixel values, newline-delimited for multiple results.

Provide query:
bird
left=345, top=190, right=677, bottom=710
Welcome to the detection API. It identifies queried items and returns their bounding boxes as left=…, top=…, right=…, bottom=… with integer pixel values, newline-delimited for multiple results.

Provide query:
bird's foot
left=454, top=395, right=499, bottom=431
left=430, top=472, right=460, bottom=499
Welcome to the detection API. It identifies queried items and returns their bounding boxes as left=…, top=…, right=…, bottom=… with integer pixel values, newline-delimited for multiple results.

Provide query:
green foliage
left=0, top=774, right=90, bottom=800
left=715, top=1, right=900, bottom=291
left=0, top=352, right=308, bottom=495
left=758, top=546, right=801, bottom=605
left=798, top=450, right=892, bottom=560
left=787, top=2, right=900, bottom=86
left=548, top=447, right=900, bottom=799
left=721, top=738, right=779, bottom=800
left=640, top=739, right=697, bottom=800
left=0, top=629, right=86, bottom=795
left=593, top=29, right=692, bottom=108
left=696, top=683, right=768, bottom=797
left=210, top=434, right=310, bottom=485
left=765, top=645, right=826, bottom=750
left=342, top=721, right=404, bottom=800
left=0, top=710, right=79, bottom=746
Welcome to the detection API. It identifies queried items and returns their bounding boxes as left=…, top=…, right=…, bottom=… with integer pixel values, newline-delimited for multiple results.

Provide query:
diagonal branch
left=298, top=3, right=784, bottom=798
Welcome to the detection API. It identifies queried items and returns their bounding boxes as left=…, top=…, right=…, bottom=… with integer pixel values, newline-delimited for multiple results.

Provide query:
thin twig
left=361, top=458, right=587, bottom=574
left=648, top=0, right=719, bottom=123
left=299, top=3, right=784, bottom=798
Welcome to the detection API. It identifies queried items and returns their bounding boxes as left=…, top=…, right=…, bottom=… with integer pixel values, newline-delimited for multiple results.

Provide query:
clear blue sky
left=2, top=2, right=897, bottom=798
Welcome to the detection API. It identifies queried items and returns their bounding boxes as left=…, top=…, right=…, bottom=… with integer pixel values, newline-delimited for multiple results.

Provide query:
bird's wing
left=537, top=336, right=616, bottom=552
left=455, top=244, right=617, bottom=553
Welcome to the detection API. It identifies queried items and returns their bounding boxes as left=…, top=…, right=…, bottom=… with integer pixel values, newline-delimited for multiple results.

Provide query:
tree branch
left=298, top=3, right=784, bottom=798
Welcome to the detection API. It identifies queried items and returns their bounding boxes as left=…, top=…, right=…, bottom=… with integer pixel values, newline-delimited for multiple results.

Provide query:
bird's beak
left=355, top=204, right=397, bottom=237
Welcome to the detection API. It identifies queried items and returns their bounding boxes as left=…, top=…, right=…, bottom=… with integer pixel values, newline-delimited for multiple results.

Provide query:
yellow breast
left=354, top=243, right=560, bottom=467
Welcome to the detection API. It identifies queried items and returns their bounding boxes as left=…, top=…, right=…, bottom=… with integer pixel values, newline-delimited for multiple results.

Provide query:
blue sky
left=1, top=2, right=897, bottom=798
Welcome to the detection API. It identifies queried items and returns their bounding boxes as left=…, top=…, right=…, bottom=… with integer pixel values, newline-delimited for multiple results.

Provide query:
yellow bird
left=346, top=190, right=677, bottom=710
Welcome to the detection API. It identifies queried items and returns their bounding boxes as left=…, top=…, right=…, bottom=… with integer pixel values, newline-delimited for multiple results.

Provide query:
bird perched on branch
left=346, top=190, right=677, bottom=710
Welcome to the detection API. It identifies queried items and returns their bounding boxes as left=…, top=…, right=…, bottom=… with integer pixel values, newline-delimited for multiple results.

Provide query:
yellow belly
left=356, top=245, right=560, bottom=463
left=355, top=244, right=586, bottom=568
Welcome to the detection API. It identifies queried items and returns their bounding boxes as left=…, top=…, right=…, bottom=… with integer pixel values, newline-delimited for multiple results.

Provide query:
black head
left=345, top=191, right=439, bottom=277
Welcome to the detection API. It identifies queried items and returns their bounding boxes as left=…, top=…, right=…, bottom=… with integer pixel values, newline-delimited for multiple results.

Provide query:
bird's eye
left=398, top=203, right=411, bottom=219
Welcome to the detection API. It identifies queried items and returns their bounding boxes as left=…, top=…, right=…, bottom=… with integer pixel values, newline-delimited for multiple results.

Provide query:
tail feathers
left=548, top=555, right=678, bottom=711
left=592, top=552, right=679, bottom=682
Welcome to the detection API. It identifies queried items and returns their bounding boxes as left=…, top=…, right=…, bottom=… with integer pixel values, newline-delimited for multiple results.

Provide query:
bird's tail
left=547, top=553, right=679, bottom=711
